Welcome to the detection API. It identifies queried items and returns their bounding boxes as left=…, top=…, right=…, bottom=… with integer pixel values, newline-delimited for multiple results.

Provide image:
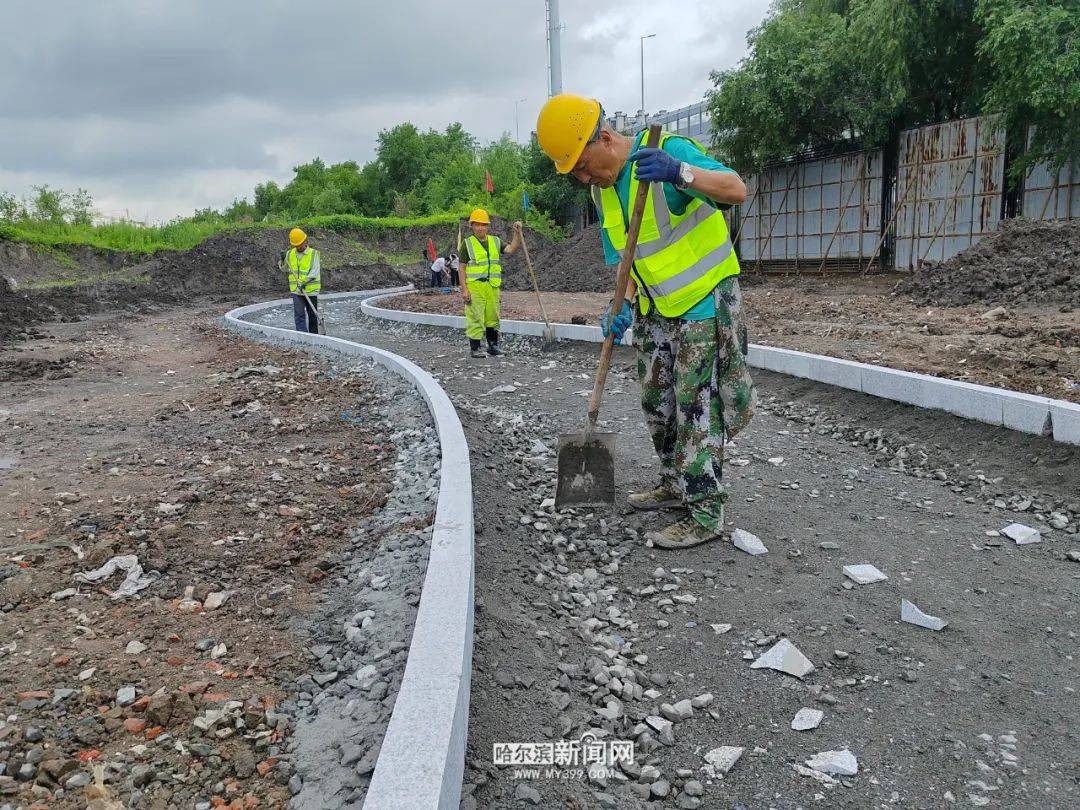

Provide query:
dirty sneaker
left=646, top=517, right=724, bottom=550
left=628, top=485, right=683, bottom=511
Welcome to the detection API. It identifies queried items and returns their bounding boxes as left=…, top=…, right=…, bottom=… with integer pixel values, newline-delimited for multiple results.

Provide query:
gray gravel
left=305, top=298, right=1078, bottom=808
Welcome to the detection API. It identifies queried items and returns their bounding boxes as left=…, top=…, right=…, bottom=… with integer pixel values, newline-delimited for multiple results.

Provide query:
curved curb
left=360, top=290, right=1080, bottom=446
left=222, top=286, right=472, bottom=810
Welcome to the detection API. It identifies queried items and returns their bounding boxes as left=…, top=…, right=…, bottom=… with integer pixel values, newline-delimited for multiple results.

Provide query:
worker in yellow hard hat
left=460, top=208, right=523, bottom=358
left=279, top=228, right=322, bottom=333
left=535, top=93, right=756, bottom=551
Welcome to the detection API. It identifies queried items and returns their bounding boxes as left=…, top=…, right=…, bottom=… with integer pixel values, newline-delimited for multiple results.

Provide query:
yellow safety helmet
left=289, top=227, right=307, bottom=247
left=536, top=94, right=603, bottom=174
left=468, top=208, right=490, bottom=225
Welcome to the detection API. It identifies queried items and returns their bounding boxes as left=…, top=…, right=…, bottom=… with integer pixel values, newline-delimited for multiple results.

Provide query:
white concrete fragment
left=125, top=640, right=147, bottom=655
left=710, top=623, right=733, bottom=635
left=203, top=590, right=234, bottom=610
left=732, top=529, right=768, bottom=556
left=750, top=638, right=815, bottom=679
left=702, top=746, right=744, bottom=778
left=791, top=707, right=823, bottom=731
left=900, top=599, right=948, bottom=631
left=794, top=763, right=838, bottom=785
left=842, top=563, right=888, bottom=585
left=1001, top=523, right=1041, bottom=545
left=806, top=749, right=858, bottom=776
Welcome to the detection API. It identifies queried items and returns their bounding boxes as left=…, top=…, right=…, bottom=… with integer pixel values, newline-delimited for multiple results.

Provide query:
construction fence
left=734, top=113, right=1078, bottom=274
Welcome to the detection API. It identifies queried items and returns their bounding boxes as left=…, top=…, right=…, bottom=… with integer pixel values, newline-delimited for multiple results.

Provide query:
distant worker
left=460, top=209, right=523, bottom=358
left=448, top=252, right=460, bottom=289
left=281, top=227, right=321, bottom=334
left=430, top=254, right=447, bottom=288
left=536, top=94, right=756, bottom=550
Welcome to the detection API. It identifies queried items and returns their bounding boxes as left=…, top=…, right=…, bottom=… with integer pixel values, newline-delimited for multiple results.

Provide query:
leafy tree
left=31, top=184, right=66, bottom=224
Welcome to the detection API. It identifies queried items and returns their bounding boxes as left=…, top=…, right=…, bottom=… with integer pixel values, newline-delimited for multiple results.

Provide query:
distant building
left=606, top=100, right=713, bottom=147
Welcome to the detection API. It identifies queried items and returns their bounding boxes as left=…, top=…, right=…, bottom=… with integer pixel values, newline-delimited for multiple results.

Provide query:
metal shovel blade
left=555, top=431, right=617, bottom=508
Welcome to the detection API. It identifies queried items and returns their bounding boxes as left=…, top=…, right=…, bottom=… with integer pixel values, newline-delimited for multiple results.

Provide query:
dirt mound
left=501, top=223, right=611, bottom=293
left=896, top=218, right=1080, bottom=308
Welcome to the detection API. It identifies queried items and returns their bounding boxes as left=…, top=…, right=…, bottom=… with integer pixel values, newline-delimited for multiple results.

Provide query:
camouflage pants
left=632, top=277, right=756, bottom=531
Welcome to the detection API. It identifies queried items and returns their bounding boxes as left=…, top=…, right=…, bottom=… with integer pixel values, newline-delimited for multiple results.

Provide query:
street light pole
left=640, top=33, right=656, bottom=113
left=514, top=98, right=527, bottom=143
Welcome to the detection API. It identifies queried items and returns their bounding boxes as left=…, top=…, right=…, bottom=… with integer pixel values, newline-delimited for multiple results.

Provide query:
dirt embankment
left=897, top=218, right=1080, bottom=308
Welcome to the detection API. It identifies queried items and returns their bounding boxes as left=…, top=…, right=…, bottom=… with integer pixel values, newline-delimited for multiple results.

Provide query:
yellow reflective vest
left=463, top=235, right=503, bottom=288
left=286, top=247, right=321, bottom=294
left=593, top=132, right=740, bottom=317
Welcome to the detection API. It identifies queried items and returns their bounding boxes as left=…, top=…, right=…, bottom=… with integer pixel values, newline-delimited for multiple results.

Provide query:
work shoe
left=646, top=517, right=724, bottom=550
left=487, top=344, right=504, bottom=356
left=627, top=485, right=683, bottom=511
left=470, top=348, right=487, bottom=358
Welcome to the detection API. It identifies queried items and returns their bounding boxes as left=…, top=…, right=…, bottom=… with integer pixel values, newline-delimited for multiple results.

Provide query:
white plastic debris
left=806, top=749, right=858, bottom=777
left=1001, top=523, right=1041, bottom=545
left=73, top=554, right=159, bottom=599
left=842, top=563, right=888, bottom=585
left=791, top=707, right=823, bottom=731
left=901, top=598, right=948, bottom=631
left=750, top=638, right=815, bottom=679
left=702, top=746, right=744, bottom=778
left=732, top=529, right=768, bottom=556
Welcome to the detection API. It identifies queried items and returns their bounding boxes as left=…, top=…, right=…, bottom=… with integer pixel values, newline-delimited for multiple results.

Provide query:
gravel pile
left=896, top=218, right=1080, bottom=308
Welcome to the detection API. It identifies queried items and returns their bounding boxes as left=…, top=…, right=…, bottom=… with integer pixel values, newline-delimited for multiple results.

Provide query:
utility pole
left=546, top=0, right=563, bottom=96
left=640, top=33, right=656, bottom=113
left=514, top=98, right=527, bottom=143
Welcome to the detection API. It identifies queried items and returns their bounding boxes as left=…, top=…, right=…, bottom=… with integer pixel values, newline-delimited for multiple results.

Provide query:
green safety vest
left=286, top=247, right=321, bottom=294
left=594, top=131, right=740, bottom=317
left=463, top=235, right=502, bottom=288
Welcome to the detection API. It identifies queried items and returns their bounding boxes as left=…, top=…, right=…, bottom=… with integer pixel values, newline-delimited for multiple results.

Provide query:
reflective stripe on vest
left=286, top=248, right=320, bottom=294
left=594, top=131, right=739, bottom=317
left=464, top=235, right=502, bottom=288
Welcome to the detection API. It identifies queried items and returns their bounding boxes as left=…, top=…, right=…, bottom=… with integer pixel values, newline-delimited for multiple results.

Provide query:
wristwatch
left=675, top=162, right=695, bottom=189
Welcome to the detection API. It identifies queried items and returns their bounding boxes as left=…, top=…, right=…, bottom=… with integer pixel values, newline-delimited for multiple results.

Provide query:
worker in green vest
left=460, top=208, right=523, bottom=358
left=536, top=94, right=757, bottom=550
left=281, top=227, right=321, bottom=333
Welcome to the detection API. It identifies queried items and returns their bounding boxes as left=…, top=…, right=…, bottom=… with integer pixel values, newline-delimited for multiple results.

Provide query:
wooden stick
left=919, top=158, right=975, bottom=266
left=731, top=185, right=759, bottom=245
left=818, top=154, right=867, bottom=274
left=754, top=167, right=798, bottom=274
left=863, top=165, right=920, bottom=276
left=519, top=236, right=553, bottom=333
left=587, top=124, right=662, bottom=428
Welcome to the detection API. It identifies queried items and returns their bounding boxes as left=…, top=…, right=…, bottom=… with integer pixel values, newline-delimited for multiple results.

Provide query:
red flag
left=484, top=170, right=494, bottom=194
left=426, top=238, right=436, bottom=262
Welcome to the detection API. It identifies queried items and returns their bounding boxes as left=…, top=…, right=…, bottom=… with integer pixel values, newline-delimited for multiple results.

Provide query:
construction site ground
left=244, top=298, right=1079, bottom=809
left=383, top=274, right=1080, bottom=404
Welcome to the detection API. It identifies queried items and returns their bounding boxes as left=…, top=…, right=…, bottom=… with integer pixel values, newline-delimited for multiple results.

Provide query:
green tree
left=31, top=184, right=66, bottom=224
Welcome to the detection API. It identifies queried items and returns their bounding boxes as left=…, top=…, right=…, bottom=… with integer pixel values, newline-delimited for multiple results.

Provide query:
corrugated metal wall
left=738, top=151, right=883, bottom=271
left=1024, top=159, right=1078, bottom=221
left=892, top=115, right=1005, bottom=269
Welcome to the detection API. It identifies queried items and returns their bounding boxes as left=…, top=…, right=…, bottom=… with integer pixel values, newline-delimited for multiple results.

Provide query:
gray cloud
left=1, top=0, right=769, bottom=220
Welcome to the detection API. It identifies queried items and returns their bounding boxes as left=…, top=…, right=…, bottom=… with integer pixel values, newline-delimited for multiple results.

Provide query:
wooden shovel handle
left=520, top=236, right=552, bottom=329
left=587, top=124, right=661, bottom=426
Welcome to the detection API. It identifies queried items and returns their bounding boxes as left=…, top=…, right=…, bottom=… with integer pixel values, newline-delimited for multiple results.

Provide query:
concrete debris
left=842, top=563, right=888, bottom=585
left=1001, top=523, right=1041, bottom=545
left=124, top=640, right=147, bottom=655
left=203, top=589, right=234, bottom=610
left=901, top=598, right=948, bottom=631
left=73, top=554, right=159, bottom=599
left=794, top=763, right=839, bottom=785
left=702, top=746, right=744, bottom=778
left=710, top=623, right=733, bottom=635
left=732, top=528, right=768, bottom=556
left=750, top=638, right=815, bottom=679
left=791, top=707, right=824, bottom=731
left=805, top=749, right=859, bottom=777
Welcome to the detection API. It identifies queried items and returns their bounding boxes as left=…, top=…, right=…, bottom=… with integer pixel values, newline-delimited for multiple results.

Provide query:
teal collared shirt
left=597, top=131, right=737, bottom=320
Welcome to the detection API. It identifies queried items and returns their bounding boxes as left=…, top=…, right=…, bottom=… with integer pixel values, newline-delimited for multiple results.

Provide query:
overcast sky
left=0, top=0, right=770, bottom=222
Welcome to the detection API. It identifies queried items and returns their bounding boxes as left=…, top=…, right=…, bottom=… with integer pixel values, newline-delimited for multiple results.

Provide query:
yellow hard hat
left=468, top=208, right=490, bottom=225
left=536, top=94, right=603, bottom=174
left=289, top=227, right=307, bottom=247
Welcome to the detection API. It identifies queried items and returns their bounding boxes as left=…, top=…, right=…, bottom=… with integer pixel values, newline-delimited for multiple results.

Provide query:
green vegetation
left=709, top=0, right=1079, bottom=176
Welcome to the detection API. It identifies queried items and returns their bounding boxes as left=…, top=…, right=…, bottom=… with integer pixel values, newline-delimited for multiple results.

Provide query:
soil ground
left=304, top=300, right=1079, bottom=809
left=0, top=309, right=394, bottom=807
left=383, top=276, right=1080, bottom=403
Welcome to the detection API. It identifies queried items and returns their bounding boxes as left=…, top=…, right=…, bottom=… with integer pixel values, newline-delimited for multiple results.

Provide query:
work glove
left=629, top=147, right=682, bottom=185
left=600, top=300, right=633, bottom=341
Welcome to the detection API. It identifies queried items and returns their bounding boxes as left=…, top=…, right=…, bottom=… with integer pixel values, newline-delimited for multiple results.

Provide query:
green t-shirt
left=598, top=131, right=738, bottom=320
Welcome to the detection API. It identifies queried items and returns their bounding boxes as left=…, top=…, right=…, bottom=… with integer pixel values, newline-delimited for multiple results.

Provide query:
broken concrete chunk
left=203, top=590, right=234, bottom=611
left=710, top=623, right=733, bottom=635
left=791, top=707, right=823, bottom=731
left=1001, top=523, right=1041, bottom=545
left=124, top=640, right=147, bottom=655
left=732, top=529, right=768, bottom=556
left=702, top=746, right=744, bottom=778
left=842, top=563, right=888, bottom=585
left=901, top=598, right=948, bottom=631
left=750, top=638, right=815, bottom=679
left=806, top=749, right=858, bottom=776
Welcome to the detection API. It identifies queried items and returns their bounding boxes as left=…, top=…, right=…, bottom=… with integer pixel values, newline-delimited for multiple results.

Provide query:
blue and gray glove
left=600, top=300, right=633, bottom=341
left=628, top=147, right=682, bottom=184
